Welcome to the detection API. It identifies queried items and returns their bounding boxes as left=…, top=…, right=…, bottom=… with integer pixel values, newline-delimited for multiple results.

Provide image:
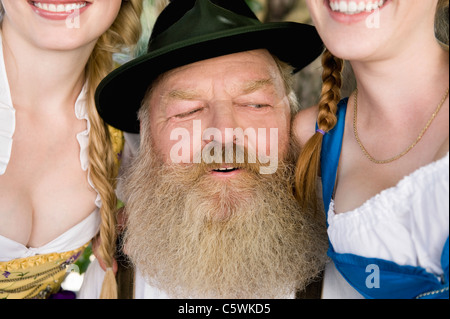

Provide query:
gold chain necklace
left=353, top=87, right=449, bottom=164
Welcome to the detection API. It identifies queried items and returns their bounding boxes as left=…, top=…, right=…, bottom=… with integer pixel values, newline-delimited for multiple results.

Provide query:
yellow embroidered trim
left=416, top=286, right=449, bottom=299
left=108, top=125, right=125, bottom=168
left=0, top=242, right=89, bottom=299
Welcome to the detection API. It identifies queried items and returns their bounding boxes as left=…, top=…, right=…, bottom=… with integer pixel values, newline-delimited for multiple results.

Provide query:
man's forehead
left=153, top=50, right=282, bottom=97
left=164, top=50, right=276, bottom=79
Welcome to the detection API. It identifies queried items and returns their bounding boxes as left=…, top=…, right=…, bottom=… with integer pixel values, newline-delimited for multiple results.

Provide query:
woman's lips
left=326, top=0, right=390, bottom=24
left=29, top=1, right=90, bottom=20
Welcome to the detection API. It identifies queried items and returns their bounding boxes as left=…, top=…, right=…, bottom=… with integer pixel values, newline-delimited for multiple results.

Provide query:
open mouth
left=329, top=0, right=388, bottom=15
left=209, top=165, right=245, bottom=177
left=30, top=1, right=88, bottom=13
left=212, top=167, right=239, bottom=173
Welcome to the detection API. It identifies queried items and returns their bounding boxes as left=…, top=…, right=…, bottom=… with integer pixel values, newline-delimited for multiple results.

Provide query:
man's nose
left=203, top=101, right=239, bottom=145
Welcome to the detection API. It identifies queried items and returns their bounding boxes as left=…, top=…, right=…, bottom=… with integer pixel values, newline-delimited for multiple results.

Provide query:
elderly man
left=79, top=0, right=328, bottom=299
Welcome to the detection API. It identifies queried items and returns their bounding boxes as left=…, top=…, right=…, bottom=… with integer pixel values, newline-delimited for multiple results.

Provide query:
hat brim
left=96, top=22, right=323, bottom=133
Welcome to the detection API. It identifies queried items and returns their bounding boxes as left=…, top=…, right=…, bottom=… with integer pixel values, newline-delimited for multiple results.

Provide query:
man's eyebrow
left=241, top=78, right=274, bottom=95
left=166, top=89, right=202, bottom=100
left=163, top=78, right=274, bottom=101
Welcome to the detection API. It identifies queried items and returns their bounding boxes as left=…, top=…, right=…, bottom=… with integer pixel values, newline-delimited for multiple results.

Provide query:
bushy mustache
left=181, top=143, right=264, bottom=176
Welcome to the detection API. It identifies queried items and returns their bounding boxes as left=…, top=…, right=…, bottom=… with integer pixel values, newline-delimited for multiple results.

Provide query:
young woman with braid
left=295, top=0, right=449, bottom=298
left=0, top=0, right=142, bottom=299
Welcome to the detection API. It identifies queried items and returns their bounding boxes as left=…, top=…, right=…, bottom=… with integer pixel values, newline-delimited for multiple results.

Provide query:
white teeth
left=357, top=1, right=366, bottom=12
left=33, top=2, right=87, bottom=13
left=330, top=0, right=385, bottom=14
left=348, top=1, right=357, bottom=13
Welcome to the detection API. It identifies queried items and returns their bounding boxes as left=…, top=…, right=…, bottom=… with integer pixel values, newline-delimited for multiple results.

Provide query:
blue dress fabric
left=319, top=98, right=449, bottom=299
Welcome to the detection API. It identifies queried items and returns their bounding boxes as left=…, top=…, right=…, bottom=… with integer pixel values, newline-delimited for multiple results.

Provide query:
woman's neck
left=1, top=23, right=95, bottom=114
left=350, top=34, right=449, bottom=125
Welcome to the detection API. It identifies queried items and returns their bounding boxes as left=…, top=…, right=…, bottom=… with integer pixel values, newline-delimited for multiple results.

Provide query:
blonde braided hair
left=294, top=49, right=343, bottom=211
left=84, top=0, right=143, bottom=299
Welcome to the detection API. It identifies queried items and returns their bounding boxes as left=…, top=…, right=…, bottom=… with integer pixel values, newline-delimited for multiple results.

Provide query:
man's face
left=122, top=49, right=327, bottom=299
left=145, top=49, right=292, bottom=174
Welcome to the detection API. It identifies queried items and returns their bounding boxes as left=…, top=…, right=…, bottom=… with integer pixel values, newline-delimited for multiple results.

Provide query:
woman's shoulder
left=293, top=105, right=319, bottom=149
left=293, top=98, right=350, bottom=149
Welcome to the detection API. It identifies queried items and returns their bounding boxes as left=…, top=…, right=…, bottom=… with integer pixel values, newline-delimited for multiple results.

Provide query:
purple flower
left=2, top=271, right=11, bottom=278
left=64, top=251, right=82, bottom=264
left=49, top=290, right=76, bottom=299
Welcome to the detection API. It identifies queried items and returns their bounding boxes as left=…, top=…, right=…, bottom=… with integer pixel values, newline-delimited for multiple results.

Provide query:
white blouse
left=78, top=259, right=172, bottom=299
left=327, top=153, right=449, bottom=277
left=78, top=259, right=296, bottom=299
left=0, top=34, right=14, bottom=176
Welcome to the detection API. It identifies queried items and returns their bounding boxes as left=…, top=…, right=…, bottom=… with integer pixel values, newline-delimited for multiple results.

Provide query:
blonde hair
left=295, top=0, right=449, bottom=210
left=1, top=1, right=143, bottom=298
left=84, top=0, right=143, bottom=299
left=294, top=49, right=343, bottom=210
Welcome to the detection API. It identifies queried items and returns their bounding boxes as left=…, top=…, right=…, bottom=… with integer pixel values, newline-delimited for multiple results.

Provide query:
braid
left=294, top=49, right=343, bottom=212
left=85, top=0, right=143, bottom=299
left=317, top=50, right=342, bottom=131
left=85, top=45, right=119, bottom=299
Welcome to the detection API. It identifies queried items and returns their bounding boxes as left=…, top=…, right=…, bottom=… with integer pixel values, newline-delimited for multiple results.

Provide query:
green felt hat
left=96, top=0, right=323, bottom=133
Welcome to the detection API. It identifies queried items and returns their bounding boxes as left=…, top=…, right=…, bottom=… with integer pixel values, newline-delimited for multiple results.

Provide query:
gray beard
left=121, top=141, right=328, bottom=299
